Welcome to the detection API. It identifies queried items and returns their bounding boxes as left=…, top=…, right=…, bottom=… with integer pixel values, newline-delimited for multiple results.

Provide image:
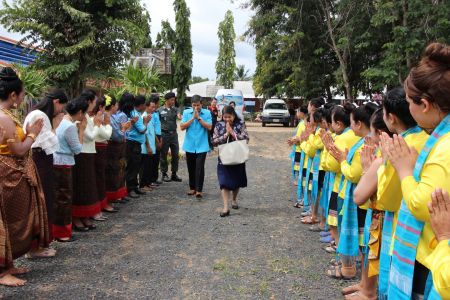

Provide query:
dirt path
left=2, top=126, right=349, bottom=299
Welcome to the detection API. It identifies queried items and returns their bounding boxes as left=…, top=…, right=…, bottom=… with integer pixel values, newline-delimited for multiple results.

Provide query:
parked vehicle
left=261, top=98, right=290, bottom=127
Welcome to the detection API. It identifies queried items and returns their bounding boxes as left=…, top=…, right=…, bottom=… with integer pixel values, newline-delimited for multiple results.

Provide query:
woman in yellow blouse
left=384, top=42, right=450, bottom=299
left=321, top=103, right=360, bottom=258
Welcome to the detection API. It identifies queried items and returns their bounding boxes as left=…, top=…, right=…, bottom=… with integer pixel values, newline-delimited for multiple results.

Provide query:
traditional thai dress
left=72, top=114, right=101, bottom=217
left=105, top=111, right=128, bottom=202
left=52, top=118, right=83, bottom=238
left=0, top=110, right=49, bottom=270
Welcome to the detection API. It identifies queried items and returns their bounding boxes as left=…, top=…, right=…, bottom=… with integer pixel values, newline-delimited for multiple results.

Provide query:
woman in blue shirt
left=181, top=95, right=212, bottom=198
left=53, top=98, right=88, bottom=242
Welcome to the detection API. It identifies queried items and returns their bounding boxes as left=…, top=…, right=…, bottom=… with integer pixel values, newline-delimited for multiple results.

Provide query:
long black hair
left=222, top=105, right=241, bottom=124
left=0, top=67, right=23, bottom=101
left=33, top=89, right=68, bottom=123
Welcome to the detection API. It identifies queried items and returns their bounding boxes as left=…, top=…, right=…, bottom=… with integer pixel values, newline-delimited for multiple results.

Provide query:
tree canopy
left=0, top=0, right=149, bottom=96
left=245, top=0, right=450, bottom=100
left=173, top=0, right=193, bottom=105
left=216, top=10, right=236, bottom=89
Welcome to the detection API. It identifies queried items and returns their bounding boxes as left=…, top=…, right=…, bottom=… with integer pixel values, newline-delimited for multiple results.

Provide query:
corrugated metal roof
left=0, top=36, right=39, bottom=66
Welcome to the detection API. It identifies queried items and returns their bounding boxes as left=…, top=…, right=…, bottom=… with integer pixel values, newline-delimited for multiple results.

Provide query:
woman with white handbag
left=212, top=106, right=250, bottom=217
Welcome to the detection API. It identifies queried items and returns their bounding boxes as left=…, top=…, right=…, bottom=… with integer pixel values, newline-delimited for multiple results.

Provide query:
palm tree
left=234, top=64, right=252, bottom=81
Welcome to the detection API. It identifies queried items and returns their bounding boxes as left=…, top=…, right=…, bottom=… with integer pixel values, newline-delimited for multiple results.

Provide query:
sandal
left=329, top=258, right=341, bottom=267
left=301, top=217, right=319, bottom=224
left=187, top=190, right=196, bottom=196
left=196, top=192, right=203, bottom=198
left=344, top=291, right=377, bottom=300
left=326, top=265, right=356, bottom=280
left=293, top=203, right=302, bottom=208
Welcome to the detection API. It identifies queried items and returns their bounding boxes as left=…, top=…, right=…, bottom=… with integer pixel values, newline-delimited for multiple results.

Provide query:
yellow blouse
left=294, top=121, right=306, bottom=153
left=424, top=240, right=450, bottom=299
left=0, top=124, right=26, bottom=155
left=324, top=129, right=360, bottom=193
left=400, top=132, right=450, bottom=265
left=376, top=131, right=429, bottom=239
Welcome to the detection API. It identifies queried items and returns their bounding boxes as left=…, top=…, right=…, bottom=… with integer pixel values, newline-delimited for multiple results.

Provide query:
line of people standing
left=0, top=70, right=187, bottom=286
left=288, top=42, right=450, bottom=299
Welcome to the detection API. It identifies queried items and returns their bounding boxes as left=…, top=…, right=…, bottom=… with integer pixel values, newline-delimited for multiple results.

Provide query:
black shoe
left=55, top=237, right=77, bottom=243
left=134, top=189, right=146, bottom=195
left=171, top=174, right=182, bottom=182
left=155, top=180, right=163, bottom=185
left=220, top=211, right=230, bottom=217
left=127, top=191, right=139, bottom=199
left=72, top=224, right=89, bottom=232
left=149, top=182, right=159, bottom=188
left=162, top=174, right=172, bottom=182
left=232, top=204, right=239, bottom=210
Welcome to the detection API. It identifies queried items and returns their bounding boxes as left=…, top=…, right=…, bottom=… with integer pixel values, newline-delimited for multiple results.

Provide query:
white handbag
left=218, top=138, right=249, bottom=165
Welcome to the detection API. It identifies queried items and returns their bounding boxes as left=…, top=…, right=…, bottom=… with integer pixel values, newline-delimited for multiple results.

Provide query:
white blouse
left=81, top=114, right=112, bottom=153
left=23, top=110, right=59, bottom=155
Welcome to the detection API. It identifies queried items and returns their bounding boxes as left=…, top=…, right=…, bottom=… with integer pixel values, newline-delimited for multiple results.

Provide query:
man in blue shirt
left=125, top=95, right=151, bottom=198
left=180, top=95, right=212, bottom=198
left=150, top=94, right=162, bottom=186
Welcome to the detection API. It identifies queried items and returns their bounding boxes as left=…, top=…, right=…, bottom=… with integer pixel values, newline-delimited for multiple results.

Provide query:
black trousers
left=140, top=154, right=158, bottom=187
left=150, top=149, right=160, bottom=183
left=126, top=140, right=142, bottom=192
left=160, top=133, right=179, bottom=175
left=186, top=152, right=207, bottom=192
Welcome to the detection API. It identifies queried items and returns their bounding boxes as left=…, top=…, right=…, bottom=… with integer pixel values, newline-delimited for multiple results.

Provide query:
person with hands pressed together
left=425, top=188, right=450, bottom=299
left=287, top=105, right=307, bottom=188
left=71, top=89, right=103, bottom=231
left=140, top=98, right=158, bottom=191
left=322, top=103, right=359, bottom=260
left=0, top=67, right=49, bottom=287
left=181, top=95, right=212, bottom=198
left=125, top=94, right=151, bottom=198
left=385, top=42, right=450, bottom=300
left=52, top=97, right=88, bottom=243
left=212, top=105, right=249, bottom=217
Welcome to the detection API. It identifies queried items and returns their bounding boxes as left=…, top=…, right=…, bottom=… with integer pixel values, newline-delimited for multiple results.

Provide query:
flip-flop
left=344, top=291, right=376, bottom=300
left=301, top=218, right=319, bottom=225
left=326, top=265, right=356, bottom=280
left=293, top=203, right=302, bottom=208
left=320, top=231, right=331, bottom=237
left=25, top=248, right=57, bottom=259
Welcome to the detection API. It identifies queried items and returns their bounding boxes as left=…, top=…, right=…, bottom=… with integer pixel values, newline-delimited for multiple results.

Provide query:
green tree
left=363, top=0, right=450, bottom=89
left=216, top=10, right=236, bottom=89
left=173, top=0, right=193, bottom=105
left=0, top=0, right=148, bottom=96
left=234, top=65, right=251, bottom=81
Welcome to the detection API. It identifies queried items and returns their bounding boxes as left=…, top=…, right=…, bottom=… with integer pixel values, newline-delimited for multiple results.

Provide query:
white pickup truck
left=261, top=98, right=290, bottom=127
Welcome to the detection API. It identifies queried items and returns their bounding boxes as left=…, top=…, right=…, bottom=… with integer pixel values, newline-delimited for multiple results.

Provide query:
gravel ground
left=1, top=123, right=352, bottom=299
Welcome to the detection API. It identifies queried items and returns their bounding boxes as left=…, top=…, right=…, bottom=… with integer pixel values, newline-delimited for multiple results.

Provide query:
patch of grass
left=269, top=257, right=298, bottom=274
left=258, top=279, right=270, bottom=296
left=213, top=260, right=227, bottom=272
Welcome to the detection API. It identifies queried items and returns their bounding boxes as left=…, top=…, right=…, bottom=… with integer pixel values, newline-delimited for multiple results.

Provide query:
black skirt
left=217, top=158, right=247, bottom=190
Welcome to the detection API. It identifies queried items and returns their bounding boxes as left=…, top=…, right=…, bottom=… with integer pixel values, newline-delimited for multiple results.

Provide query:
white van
left=261, top=98, right=290, bottom=127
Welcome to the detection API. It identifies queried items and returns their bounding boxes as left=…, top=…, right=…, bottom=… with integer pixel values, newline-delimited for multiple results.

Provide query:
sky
left=0, top=0, right=256, bottom=80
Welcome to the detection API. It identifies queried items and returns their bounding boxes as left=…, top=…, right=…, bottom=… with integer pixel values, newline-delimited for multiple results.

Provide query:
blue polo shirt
left=182, top=108, right=212, bottom=153
left=141, top=112, right=156, bottom=154
left=126, top=109, right=146, bottom=144
left=152, top=111, right=161, bottom=136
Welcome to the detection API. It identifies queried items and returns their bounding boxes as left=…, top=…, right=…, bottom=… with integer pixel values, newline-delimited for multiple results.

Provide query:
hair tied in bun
left=0, top=67, right=19, bottom=82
